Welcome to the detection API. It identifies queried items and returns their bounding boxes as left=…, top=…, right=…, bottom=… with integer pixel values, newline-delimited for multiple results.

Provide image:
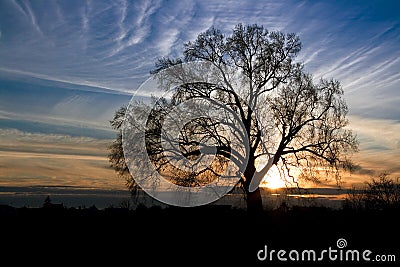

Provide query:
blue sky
left=0, top=0, right=399, bottom=120
left=0, top=0, right=399, bottom=193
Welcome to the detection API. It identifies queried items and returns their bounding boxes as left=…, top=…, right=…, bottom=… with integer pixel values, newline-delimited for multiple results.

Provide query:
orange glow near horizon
left=260, top=164, right=288, bottom=189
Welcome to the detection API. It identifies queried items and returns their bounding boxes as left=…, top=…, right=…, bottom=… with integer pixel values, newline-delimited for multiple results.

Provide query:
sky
left=0, top=0, right=399, bottom=206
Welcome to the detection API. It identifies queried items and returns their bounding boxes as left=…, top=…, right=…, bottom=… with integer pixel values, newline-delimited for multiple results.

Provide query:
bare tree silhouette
left=109, top=24, right=358, bottom=211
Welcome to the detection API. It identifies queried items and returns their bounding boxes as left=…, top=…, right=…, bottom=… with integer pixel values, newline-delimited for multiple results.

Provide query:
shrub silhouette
left=345, top=173, right=400, bottom=210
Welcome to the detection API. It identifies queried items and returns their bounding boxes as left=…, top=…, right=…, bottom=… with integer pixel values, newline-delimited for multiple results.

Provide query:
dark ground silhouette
left=1, top=202, right=398, bottom=266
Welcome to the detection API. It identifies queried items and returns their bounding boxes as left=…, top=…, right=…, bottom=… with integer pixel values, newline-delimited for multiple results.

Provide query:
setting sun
left=260, top=165, right=287, bottom=189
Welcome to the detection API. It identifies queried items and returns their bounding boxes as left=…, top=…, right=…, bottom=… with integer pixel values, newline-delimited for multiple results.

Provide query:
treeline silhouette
left=1, top=196, right=399, bottom=265
left=1, top=175, right=399, bottom=265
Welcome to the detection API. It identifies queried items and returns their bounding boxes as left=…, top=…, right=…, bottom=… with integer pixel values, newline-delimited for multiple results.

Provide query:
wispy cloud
left=0, top=73, right=131, bottom=135
left=1, top=0, right=397, bottom=103
left=0, top=128, right=112, bottom=155
left=348, top=116, right=400, bottom=177
left=344, top=56, right=400, bottom=92
left=11, top=0, right=43, bottom=36
left=0, top=67, right=120, bottom=92
left=156, top=28, right=180, bottom=55
left=0, top=1, right=398, bottom=110
left=108, top=0, right=160, bottom=57
left=0, top=128, right=122, bottom=189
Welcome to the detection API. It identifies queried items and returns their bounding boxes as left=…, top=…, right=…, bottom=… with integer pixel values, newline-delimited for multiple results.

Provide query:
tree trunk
left=244, top=158, right=264, bottom=213
left=246, top=187, right=263, bottom=213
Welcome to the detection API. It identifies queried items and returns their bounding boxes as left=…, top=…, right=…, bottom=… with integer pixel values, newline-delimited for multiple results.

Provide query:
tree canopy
left=109, top=23, right=358, bottom=211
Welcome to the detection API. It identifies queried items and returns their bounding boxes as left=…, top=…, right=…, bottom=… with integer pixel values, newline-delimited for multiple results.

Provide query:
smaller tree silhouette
left=364, top=173, right=400, bottom=210
left=345, top=173, right=400, bottom=210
